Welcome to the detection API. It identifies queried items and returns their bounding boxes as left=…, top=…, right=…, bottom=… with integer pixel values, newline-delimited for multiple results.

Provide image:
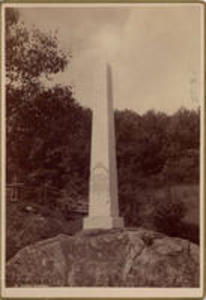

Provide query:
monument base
left=83, top=216, right=124, bottom=229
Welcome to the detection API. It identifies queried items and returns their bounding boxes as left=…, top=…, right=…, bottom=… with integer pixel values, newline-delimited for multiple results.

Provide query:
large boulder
left=6, top=228, right=199, bottom=287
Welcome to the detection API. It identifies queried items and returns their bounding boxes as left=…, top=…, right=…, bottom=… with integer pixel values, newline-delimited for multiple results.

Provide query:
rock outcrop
left=6, top=228, right=199, bottom=287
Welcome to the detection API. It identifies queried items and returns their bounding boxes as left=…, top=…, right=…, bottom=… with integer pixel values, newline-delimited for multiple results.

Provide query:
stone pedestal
left=83, top=63, right=124, bottom=229
left=84, top=216, right=123, bottom=229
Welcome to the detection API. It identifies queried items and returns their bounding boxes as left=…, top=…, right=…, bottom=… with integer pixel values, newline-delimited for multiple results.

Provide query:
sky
left=18, top=4, right=203, bottom=114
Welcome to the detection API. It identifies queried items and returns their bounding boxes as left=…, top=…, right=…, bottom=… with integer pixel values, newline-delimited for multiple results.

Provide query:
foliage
left=115, top=108, right=199, bottom=232
left=6, top=8, right=68, bottom=90
left=152, top=187, right=186, bottom=235
left=7, top=84, right=91, bottom=189
left=6, top=8, right=71, bottom=184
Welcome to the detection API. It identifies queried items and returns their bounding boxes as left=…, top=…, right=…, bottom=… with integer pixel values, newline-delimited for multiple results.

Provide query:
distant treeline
left=115, top=107, right=200, bottom=190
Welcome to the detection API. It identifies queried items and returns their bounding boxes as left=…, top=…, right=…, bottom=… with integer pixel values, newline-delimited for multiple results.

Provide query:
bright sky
left=18, top=4, right=203, bottom=114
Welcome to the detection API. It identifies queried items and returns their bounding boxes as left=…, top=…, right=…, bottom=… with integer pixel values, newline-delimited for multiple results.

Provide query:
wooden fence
left=6, top=183, right=88, bottom=214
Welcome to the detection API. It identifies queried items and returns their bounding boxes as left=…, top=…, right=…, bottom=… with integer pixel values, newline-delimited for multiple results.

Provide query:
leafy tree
left=140, top=110, right=168, bottom=177
left=6, top=8, right=70, bottom=183
left=6, top=8, right=68, bottom=91
left=162, top=108, right=200, bottom=185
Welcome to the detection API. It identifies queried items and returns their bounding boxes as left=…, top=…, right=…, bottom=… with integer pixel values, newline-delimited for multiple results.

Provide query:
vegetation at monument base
left=6, top=8, right=200, bottom=260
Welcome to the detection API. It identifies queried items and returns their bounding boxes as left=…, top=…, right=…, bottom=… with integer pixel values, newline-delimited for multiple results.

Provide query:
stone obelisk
left=83, top=64, right=124, bottom=229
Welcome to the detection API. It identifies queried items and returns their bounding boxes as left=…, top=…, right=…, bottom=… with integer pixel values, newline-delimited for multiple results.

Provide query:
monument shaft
left=83, top=64, right=124, bottom=229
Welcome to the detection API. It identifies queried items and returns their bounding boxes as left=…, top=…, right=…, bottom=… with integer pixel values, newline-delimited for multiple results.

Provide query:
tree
left=5, top=8, right=93, bottom=212
left=6, top=8, right=70, bottom=183
left=162, top=107, right=200, bottom=184
left=6, top=8, right=68, bottom=91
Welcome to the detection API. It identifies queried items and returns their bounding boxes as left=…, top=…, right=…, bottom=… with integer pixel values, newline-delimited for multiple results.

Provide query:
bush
left=153, top=188, right=187, bottom=236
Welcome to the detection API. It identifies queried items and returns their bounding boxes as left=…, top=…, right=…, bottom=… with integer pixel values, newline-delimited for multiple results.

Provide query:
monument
left=83, top=64, right=124, bottom=229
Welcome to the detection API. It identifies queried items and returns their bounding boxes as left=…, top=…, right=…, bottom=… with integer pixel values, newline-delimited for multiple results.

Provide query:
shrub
left=153, top=187, right=187, bottom=236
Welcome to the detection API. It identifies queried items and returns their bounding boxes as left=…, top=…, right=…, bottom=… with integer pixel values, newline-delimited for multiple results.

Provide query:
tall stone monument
left=83, top=64, right=124, bottom=229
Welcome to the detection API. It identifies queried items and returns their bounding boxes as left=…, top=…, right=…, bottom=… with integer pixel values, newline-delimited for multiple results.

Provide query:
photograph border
left=0, top=1, right=205, bottom=299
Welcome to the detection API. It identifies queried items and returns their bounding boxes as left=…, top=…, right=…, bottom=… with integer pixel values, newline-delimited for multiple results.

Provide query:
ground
left=6, top=184, right=199, bottom=260
left=6, top=199, right=83, bottom=260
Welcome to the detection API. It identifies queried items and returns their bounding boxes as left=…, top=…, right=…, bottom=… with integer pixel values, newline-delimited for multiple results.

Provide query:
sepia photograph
left=1, top=2, right=204, bottom=298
